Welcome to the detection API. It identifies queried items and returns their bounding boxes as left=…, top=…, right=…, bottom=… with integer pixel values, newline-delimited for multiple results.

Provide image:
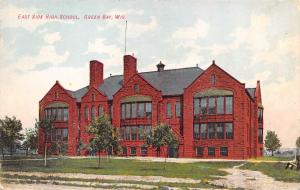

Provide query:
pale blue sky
left=0, top=0, right=299, bottom=147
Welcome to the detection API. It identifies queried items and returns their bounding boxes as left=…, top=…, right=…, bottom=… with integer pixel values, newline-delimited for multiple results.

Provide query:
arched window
left=98, top=105, right=103, bottom=117
left=210, top=74, right=216, bottom=86
left=91, top=106, right=96, bottom=120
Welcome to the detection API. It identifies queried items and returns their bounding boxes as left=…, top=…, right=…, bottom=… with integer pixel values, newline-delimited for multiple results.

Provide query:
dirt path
left=211, top=163, right=300, bottom=190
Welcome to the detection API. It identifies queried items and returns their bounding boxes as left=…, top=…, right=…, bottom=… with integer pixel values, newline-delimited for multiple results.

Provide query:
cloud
left=172, top=19, right=210, bottom=40
left=127, top=16, right=157, bottom=38
left=15, top=45, right=69, bottom=71
left=44, top=32, right=61, bottom=44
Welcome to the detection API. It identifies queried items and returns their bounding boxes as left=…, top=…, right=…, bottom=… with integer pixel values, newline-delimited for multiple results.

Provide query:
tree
left=0, top=123, right=7, bottom=160
left=87, top=114, right=118, bottom=168
left=296, top=136, right=300, bottom=155
left=145, top=124, right=178, bottom=169
left=0, top=116, right=23, bottom=156
left=22, top=127, right=38, bottom=156
left=35, top=117, right=54, bottom=167
left=264, top=130, right=281, bottom=156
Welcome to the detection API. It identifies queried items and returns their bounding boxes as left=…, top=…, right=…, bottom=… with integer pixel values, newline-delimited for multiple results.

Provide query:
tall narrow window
left=138, top=125, right=144, bottom=140
left=91, top=106, right=95, bottom=120
left=98, top=105, right=103, bottom=117
left=85, top=106, right=89, bottom=120
left=125, top=127, right=130, bottom=140
left=175, top=101, right=181, bottom=117
left=210, top=74, right=216, bottom=86
left=125, top=104, right=131, bottom=119
left=145, top=103, right=152, bottom=118
left=200, top=124, right=207, bottom=139
left=120, top=128, right=125, bottom=140
left=63, top=108, right=68, bottom=121
left=193, top=124, right=200, bottom=139
left=226, top=123, right=233, bottom=139
left=225, top=96, right=233, bottom=114
left=132, top=103, right=137, bottom=118
left=208, top=97, right=216, bottom=114
left=138, top=103, right=145, bottom=118
left=208, top=123, right=215, bottom=139
left=216, top=123, right=224, bottom=139
left=57, top=109, right=62, bottom=121
left=110, top=105, right=113, bottom=118
left=121, top=104, right=125, bottom=119
left=130, top=147, right=136, bottom=155
left=258, top=128, right=263, bottom=143
left=63, top=128, right=68, bottom=141
left=131, top=126, right=137, bottom=140
left=167, top=102, right=172, bottom=118
left=194, top=99, right=199, bottom=115
left=200, top=98, right=207, bottom=115
left=145, top=126, right=151, bottom=137
left=258, top=108, right=263, bottom=122
left=217, top=97, right=224, bottom=114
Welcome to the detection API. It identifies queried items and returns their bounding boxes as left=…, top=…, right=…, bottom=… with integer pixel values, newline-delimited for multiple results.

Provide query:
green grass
left=241, top=162, right=300, bottom=182
left=1, top=173, right=220, bottom=189
left=1, top=157, right=241, bottom=180
left=248, top=156, right=294, bottom=162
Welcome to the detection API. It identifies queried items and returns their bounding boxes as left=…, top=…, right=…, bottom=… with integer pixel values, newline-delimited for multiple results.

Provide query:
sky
left=0, top=0, right=299, bottom=148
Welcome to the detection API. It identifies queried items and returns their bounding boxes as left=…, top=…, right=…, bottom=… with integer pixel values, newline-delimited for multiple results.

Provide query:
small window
left=220, top=147, right=228, bottom=156
left=120, top=128, right=125, bottom=140
left=138, top=103, right=145, bottom=118
left=208, top=123, right=215, bottom=139
left=131, top=126, right=137, bottom=140
left=141, top=147, right=148, bottom=155
left=84, top=106, right=89, bottom=120
left=63, top=108, right=68, bottom=121
left=200, top=98, right=207, bottom=115
left=132, top=103, right=137, bottom=118
left=210, top=74, right=216, bottom=86
left=91, top=106, right=96, bottom=120
left=225, top=96, right=233, bottom=114
left=175, top=101, right=181, bottom=117
left=138, top=125, right=144, bottom=140
left=258, top=108, right=263, bottom=122
left=98, top=105, right=103, bottom=117
left=92, top=93, right=95, bottom=102
left=200, top=124, right=207, bottom=139
left=258, top=128, right=263, bottom=143
left=208, top=97, right=216, bottom=114
left=226, top=123, right=233, bottom=139
left=63, top=128, right=68, bottom=141
left=208, top=147, right=215, bottom=156
left=125, top=127, right=130, bottom=140
left=216, top=123, right=224, bottom=139
left=196, top=147, right=204, bottom=156
left=217, top=97, right=224, bottom=114
left=167, top=102, right=172, bottom=118
left=193, top=124, right=200, bottom=139
left=55, top=92, right=59, bottom=99
left=145, top=103, right=152, bottom=118
left=134, top=84, right=139, bottom=93
left=194, top=99, right=200, bottom=115
left=125, top=104, right=131, bottom=119
left=130, top=147, right=136, bottom=155
left=122, top=147, right=127, bottom=155
left=121, top=104, right=125, bottom=119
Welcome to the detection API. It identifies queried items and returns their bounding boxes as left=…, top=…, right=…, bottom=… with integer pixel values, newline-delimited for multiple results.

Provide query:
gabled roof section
left=69, top=67, right=203, bottom=101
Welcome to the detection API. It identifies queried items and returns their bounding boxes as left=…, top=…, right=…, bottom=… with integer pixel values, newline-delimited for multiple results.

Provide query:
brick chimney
left=123, top=55, right=137, bottom=84
left=89, top=60, right=103, bottom=88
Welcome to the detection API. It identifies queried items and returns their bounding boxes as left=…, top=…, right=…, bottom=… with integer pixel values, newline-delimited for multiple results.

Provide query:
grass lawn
left=1, top=157, right=241, bottom=180
left=248, top=156, right=295, bottom=162
left=241, top=162, right=300, bottom=182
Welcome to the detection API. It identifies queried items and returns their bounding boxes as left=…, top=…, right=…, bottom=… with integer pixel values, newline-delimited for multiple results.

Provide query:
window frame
left=208, top=147, right=215, bottom=156
left=220, top=147, right=228, bottom=156
left=196, top=146, right=204, bottom=157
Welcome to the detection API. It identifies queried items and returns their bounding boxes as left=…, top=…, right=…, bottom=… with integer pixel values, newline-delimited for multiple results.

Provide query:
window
left=125, top=104, right=131, bottom=119
left=125, top=127, right=130, bottom=140
left=226, top=123, right=233, bottom=139
left=216, top=123, right=224, bottom=139
left=63, top=128, right=68, bottom=141
left=196, top=147, right=204, bottom=156
left=120, top=128, right=125, bottom=140
left=55, top=92, right=59, bottom=99
left=45, top=107, right=69, bottom=121
left=63, top=108, right=68, bottom=121
left=220, top=147, right=228, bottom=156
left=132, top=103, right=137, bottom=118
left=52, top=128, right=56, bottom=141
left=122, top=147, right=127, bottom=155
left=208, top=147, right=215, bottom=156
left=258, top=108, right=263, bottom=122
left=138, top=125, right=144, bottom=140
left=121, top=104, right=125, bottom=119
left=110, top=105, right=113, bottom=118
left=200, top=98, right=207, bottom=115
left=167, top=102, right=172, bottom=118
left=85, top=106, right=89, bottom=120
left=91, top=106, right=96, bottom=120
left=57, top=109, right=62, bottom=120
left=193, top=124, right=200, bottom=139
left=131, top=126, right=137, bottom=140
left=210, top=74, right=216, bottom=86
left=130, top=147, right=136, bottom=155
left=176, top=101, right=181, bottom=117
left=225, top=97, right=233, bottom=114
left=141, top=147, right=147, bottom=155
left=258, top=128, right=263, bottom=143
left=56, top=129, right=62, bottom=141
left=92, top=93, right=95, bottom=102
left=138, top=103, right=145, bottom=117
left=200, top=124, right=207, bottom=139
left=217, top=97, right=224, bottom=114
left=208, top=97, right=216, bottom=114
left=98, top=105, right=103, bottom=117
left=194, top=99, right=199, bottom=115
left=145, top=103, right=152, bottom=118
left=145, top=126, right=151, bottom=137
left=134, top=84, right=139, bottom=93
left=208, top=123, right=215, bottom=139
